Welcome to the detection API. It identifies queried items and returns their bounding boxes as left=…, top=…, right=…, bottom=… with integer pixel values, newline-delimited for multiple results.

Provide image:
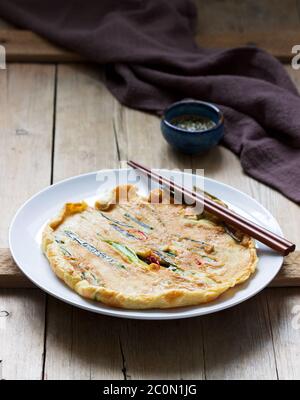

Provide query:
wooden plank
left=0, top=63, right=55, bottom=379
left=191, top=153, right=280, bottom=380
left=189, top=97, right=297, bottom=378
left=0, top=30, right=83, bottom=62
left=190, top=138, right=282, bottom=377
left=195, top=30, right=297, bottom=62
left=44, top=64, right=122, bottom=380
left=0, top=249, right=33, bottom=288
left=2, top=0, right=296, bottom=36
left=203, top=292, right=277, bottom=379
left=0, top=289, right=46, bottom=379
left=195, top=0, right=300, bottom=35
left=0, top=28, right=296, bottom=63
left=195, top=0, right=300, bottom=62
left=269, top=252, right=300, bottom=287
left=0, top=64, right=55, bottom=247
left=286, top=65, right=300, bottom=89
left=267, top=288, right=300, bottom=380
left=53, top=65, right=118, bottom=182
left=44, top=298, right=123, bottom=380
left=246, top=67, right=300, bottom=251
left=114, top=106, right=204, bottom=379
left=113, top=102, right=286, bottom=379
left=3, top=248, right=300, bottom=288
left=0, top=0, right=298, bottom=62
left=114, top=102, right=192, bottom=169
left=2, top=64, right=299, bottom=288
left=119, top=319, right=205, bottom=379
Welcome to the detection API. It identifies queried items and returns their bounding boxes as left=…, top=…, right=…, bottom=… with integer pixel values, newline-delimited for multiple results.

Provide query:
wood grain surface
left=1, top=247, right=299, bottom=289
left=0, top=63, right=55, bottom=379
left=0, top=289, right=46, bottom=379
left=113, top=97, right=281, bottom=380
left=0, top=64, right=55, bottom=247
left=44, top=65, right=122, bottom=380
left=0, top=0, right=300, bottom=62
left=0, top=29, right=83, bottom=62
left=0, top=1, right=300, bottom=380
left=267, top=288, right=300, bottom=379
left=0, top=28, right=297, bottom=63
left=0, top=60, right=299, bottom=382
left=203, top=292, right=278, bottom=379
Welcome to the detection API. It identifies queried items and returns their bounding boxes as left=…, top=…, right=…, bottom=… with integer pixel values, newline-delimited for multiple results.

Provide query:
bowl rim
left=162, top=99, right=224, bottom=135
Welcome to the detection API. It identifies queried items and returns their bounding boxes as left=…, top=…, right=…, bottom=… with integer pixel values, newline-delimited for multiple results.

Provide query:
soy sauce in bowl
left=161, top=100, right=224, bottom=155
left=170, top=115, right=216, bottom=132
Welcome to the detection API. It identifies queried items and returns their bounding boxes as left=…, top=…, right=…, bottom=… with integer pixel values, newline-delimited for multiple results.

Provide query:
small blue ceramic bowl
left=161, top=100, right=224, bottom=154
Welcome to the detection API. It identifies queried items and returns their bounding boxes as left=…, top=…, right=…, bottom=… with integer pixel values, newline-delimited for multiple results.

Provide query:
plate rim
left=9, top=168, right=283, bottom=320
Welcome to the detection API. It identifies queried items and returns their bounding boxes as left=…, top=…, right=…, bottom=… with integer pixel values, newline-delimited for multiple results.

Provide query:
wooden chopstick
left=127, top=160, right=296, bottom=256
left=139, top=164, right=292, bottom=248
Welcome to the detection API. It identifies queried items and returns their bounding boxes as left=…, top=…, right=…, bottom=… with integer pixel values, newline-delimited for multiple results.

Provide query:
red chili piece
left=147, top=255, right=160, bottom=265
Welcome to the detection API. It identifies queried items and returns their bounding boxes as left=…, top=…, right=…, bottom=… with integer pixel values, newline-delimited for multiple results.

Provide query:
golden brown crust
left=42, top=185, right=258, bottom=309
left=43, top=241, right=234, bottom=309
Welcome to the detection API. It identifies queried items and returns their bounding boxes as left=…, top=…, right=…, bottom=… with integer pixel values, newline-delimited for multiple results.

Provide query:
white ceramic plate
left=9, top=169, right=283, bottom=320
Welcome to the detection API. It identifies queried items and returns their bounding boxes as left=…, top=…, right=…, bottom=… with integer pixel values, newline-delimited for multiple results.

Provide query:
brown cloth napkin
left=0, top=0, right=299, bottom=203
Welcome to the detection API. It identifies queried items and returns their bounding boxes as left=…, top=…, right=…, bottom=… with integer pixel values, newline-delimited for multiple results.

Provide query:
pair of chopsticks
left=127, top=160, right=295, bottom=256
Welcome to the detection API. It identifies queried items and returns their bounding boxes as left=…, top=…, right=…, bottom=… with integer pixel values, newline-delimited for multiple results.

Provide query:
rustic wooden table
left=0, top=62, right=299, bottom=380
left=1, top=1, right=300, bottom=380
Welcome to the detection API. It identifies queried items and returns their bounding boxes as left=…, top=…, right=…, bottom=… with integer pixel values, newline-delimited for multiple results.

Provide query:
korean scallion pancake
left=42, top=185, right=257, bottom=309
